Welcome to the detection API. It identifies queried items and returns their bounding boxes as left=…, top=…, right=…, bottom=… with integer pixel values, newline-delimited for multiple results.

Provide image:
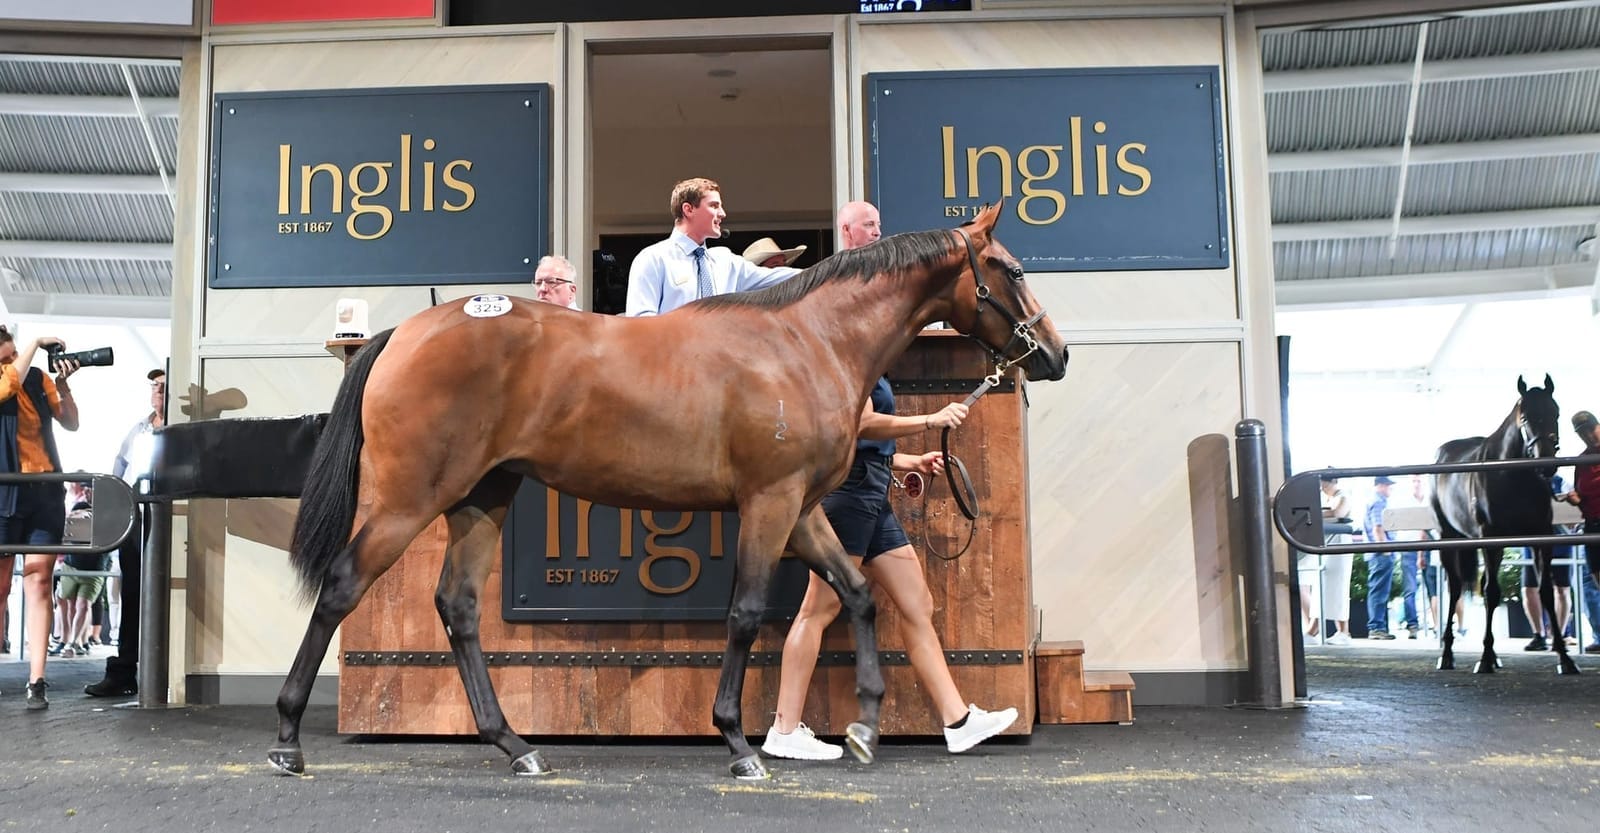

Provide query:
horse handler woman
left=761, top=376, right=1018, bottom=761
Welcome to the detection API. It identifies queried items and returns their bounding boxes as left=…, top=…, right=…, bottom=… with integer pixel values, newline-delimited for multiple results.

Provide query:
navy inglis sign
left=501, top=480, right=809, bottom=622
left=207, top=84, right=551, bottom=288
left=868, top=67, right=1229, bottom=271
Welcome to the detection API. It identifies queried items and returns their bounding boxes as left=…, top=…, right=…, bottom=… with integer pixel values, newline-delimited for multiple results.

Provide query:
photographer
left=0, top=326, right=79, bottom=709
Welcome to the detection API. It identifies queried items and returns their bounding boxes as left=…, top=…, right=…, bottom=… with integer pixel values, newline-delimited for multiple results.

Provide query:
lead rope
left=894, top=357, right=1021, bottom=561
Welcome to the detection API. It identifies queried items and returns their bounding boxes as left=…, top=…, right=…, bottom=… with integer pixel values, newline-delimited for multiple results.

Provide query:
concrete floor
left=3, top=644, right=1599, bottom=832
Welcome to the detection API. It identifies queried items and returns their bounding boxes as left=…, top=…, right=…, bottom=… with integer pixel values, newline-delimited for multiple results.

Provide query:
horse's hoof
left=1436, top=656, right=1455, bottom=671
left=845, top=722, right=878, bottom=764
left=511, top=751, right=554, bottom=776
left=1558, top=658, right=1581, bottom=676
left=730, top=754, right=770, bottom=780
left=267, top=745, right=305, bottom=776
left=1473, top=660, right=1496, bottom=674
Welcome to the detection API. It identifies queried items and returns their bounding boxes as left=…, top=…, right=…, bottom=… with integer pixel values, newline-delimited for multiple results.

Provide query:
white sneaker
left=944, top=704, right=1018, bottom=753
left=1326, top=632, right=1352, bottom=646
left=761, top=723, right=843, bottom=760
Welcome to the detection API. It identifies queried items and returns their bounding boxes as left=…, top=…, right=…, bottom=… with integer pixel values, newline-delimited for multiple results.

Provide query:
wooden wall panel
left=1028, top=341, right=1248, bottom=670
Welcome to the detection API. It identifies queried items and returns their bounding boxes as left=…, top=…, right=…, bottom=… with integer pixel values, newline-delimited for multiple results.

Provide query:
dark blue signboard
left=501, top=480, right=809, bottom=622
left=207, top=84, right=551, bottom=288
left=868, top=67, right=1228, bottom=271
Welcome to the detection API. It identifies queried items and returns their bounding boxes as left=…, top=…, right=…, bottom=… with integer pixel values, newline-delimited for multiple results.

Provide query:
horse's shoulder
left=1436, top=436, right=1487, bottom=463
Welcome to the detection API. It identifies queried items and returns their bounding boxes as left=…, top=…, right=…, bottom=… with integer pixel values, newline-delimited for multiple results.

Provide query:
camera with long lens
left=46, top=343, right=114, bottom=373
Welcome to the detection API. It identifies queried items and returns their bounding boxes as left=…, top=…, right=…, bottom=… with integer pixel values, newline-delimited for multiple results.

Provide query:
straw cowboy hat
left=741, top=237, right=806, bottom=267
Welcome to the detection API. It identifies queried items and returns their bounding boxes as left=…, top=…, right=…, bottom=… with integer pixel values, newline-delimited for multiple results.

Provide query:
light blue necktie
left=692, top=246, right=713, bottom=299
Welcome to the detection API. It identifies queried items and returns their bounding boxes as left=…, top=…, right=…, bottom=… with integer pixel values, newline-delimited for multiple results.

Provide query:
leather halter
left=953, top=226, right=1048, bottom=374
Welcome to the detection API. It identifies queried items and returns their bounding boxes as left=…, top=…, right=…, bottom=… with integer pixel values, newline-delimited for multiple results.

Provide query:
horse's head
left=1516, top=373, right=1561, bottom=459
left=946, top=200, right=1069, bottom=382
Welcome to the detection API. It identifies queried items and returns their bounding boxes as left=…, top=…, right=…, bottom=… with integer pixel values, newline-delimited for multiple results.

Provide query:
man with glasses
left=533, top=255, right=581, bottom=310
left=85, top=368, right=165, bottom=699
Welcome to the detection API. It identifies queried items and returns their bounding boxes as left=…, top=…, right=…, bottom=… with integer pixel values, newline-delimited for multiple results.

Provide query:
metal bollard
left=137, top=500, right=172, bottom=708
left=1236, top=419, right=1284, bottom=708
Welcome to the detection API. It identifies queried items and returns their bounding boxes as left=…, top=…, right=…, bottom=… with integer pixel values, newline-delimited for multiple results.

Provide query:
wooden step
left=1084, top=670, right=1134, bottom=691
left=1034, top=643, right=1135, bottom=725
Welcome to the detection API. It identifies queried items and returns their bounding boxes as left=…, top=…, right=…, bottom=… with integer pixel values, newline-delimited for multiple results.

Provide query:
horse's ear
left=1517, top=375, right=1528, bottom=395
left=974, top=198, right=1005, bottom=234
left=1545, top=373, right=1554, bottom=393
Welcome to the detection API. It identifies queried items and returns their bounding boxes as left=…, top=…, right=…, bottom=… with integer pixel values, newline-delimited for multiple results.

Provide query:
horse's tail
left=289, top=327, right=395, bottom=603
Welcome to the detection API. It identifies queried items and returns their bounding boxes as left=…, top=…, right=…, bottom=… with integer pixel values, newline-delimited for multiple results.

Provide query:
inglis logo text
left=276, top=133, right=476, bottom=241
left=940, top=117, right=1151, bottom=226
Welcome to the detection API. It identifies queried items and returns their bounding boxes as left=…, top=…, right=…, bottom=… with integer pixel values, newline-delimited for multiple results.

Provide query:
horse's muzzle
left=1024, top=345, right=1069, bottom=382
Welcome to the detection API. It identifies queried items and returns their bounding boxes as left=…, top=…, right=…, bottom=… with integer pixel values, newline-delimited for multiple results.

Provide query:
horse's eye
left=1007, top=266, right=1024, bottom=280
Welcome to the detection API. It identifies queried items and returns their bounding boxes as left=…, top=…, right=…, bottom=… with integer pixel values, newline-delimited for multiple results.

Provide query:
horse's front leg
left=715, top=491, right=803, bottom=780
left=788, top=506, right=884, bottom=763
left=1438, top=551, right=1466, bottom=671
left=1476, top=548, right=1502, bottom=673
left=1536, top=546, right=1581, bottom=676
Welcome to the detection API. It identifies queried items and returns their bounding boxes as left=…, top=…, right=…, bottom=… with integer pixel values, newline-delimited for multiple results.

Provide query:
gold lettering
left=299, top=163, right=343, bottom=215
left=638, top=511, right=699, bottom=595
left=1069, top=116, right=1084, bottom=197
left=1116, top=143, right=1151, bottom=196
left=277, top=144, right=291, bottom=215
left=399, top=133, right=412, bottom=212
left=346, top=161, right=393, bottom=240
left=709, top=511, right=724, bottom=558
left=965, top=146, right=1013, bottom=199
left=1093, top=121, right=1110, bottom=196
left=441, top=160, right=475, bottom=211
left=573, top=499, right=633, bottom=559
left=1016, top=144, right=1065, bottom=226
left=941, top=125, right=956, bottom=199
left=545, top=488, right=560, bottom=558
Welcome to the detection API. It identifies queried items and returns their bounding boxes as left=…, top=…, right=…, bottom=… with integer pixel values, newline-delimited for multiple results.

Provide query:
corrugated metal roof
left=0, top=193, right=173, bottom=242
left=0, top=59, right=179, bottom=97
left=1261, top=5, right=1600, bottom=70
left=1275, top=225, right=1593, bottom=282
left=0, top=115, right=172, bottom=174
left=1, top=257, right=170, bottom=298
left=1263, top=3, right=1600, bottom=299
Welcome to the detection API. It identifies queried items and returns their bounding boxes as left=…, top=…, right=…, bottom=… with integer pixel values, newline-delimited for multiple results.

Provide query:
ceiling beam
left=0, top=240, right=171, bottom=260
left=1273, top=205, right=1600, bottom=242
left=0, top=172, right=168, bottom=194
left=0, top=93, right=178, bottom=118
left=1275, top=263, right=1594, bottom=308
left=0, top=269, right=168, bottom=322
left=1269, top=133, right=1600, bottom=173
left=1263, top=47, right=1600, bottom=93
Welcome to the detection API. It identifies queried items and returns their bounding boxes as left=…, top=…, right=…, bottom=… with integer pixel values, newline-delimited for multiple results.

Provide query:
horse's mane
left=697, top=228, right=956, bottom=311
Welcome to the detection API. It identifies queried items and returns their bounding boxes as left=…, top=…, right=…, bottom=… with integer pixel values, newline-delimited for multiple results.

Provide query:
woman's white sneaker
left=944, top=704, right=1018, bottom=753
left=761, top=723, right=843, bottom=760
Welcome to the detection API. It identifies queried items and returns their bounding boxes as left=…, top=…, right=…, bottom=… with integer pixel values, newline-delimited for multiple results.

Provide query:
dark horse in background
left=1432, top=375, right=1575, bottom=675
left=267, top=202, right=1069, bottom=780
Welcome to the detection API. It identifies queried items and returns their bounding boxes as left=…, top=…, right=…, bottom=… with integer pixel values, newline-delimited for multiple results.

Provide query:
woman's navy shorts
left=821, top=453, right=909, bottom=562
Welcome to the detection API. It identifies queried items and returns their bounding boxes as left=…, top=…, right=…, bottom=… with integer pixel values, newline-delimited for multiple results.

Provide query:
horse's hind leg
left=714, top=489, right=803, bottom=780
left=787, top=505, right=883, bottom=763
left=434, top=469, right=550, bottom=775
left=271, top=515, right=429, bottom=774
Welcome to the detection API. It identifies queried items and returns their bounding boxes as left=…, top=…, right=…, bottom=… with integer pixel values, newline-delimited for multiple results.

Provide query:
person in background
left=55, top=482, right=101, bottom=657
left=85, top=367, right=165, bottom=699
left=0, top=325, right=81, bottom=709
left=1363, top=476, right=1398, bottom=640
left=1319, top=475, right=1355, bottom=645
left=624, top=177, right=799, bottom=316
left=1560, top=410, right=1600, bottom=654
left=1522, top=473, right=1574, bottom=651
left=533, top=255, right=582, bottom=310
left=740, top=238, right=806, bottom=270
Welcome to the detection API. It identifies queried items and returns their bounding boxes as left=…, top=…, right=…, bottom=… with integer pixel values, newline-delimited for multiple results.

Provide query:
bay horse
left=268, top=202, right=1068, bottom=780
left=1432, top=375, right=1575, bottom=675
